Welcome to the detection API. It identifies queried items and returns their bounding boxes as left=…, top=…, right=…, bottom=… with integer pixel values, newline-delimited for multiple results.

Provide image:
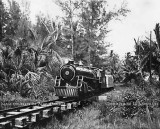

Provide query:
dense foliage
left=0, top=0, right=129, bottom=98
left=122, top=24, right=160, bottom=84
left=56, top=0, right=129, bottom=66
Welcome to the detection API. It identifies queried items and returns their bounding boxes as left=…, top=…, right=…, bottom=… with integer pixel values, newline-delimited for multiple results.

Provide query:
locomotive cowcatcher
left=54, top=60, right=114, bottom=98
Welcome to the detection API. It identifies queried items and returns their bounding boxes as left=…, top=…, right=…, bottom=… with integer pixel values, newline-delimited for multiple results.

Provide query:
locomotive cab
left=100, top=70, right=114, bottom=88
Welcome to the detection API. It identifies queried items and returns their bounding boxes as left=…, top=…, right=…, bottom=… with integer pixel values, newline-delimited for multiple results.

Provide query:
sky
left=3, top=0, right=160, bottom=59
left=107, top=0, right=160, bottom=59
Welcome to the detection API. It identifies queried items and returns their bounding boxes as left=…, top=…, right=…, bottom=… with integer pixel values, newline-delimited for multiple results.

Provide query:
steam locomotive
left=54, top=60, right=114, bottom=98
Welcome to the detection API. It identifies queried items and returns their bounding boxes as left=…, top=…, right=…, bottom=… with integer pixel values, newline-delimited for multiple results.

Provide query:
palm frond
left=28, top=28, right=36, bottom=40
left=154, top=23, right=160, bottom=51
left=139, top=52, right=150, bottom=70
left=25, top=71, right=40, bottom=83
left=41, top=20, right=51, bottom=34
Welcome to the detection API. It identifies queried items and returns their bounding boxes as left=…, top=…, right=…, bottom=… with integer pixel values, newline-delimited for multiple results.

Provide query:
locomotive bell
left=90, top=64, right=93, bottom=67
left=68, top=60, right=74, bottom=64
left=79, top=60, right=83, bottom=66
left=67, top=58, right=74, bottom=65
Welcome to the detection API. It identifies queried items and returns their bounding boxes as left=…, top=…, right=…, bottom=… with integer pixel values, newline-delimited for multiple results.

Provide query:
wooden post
left=0, top=0, right=2, bottom=42
left=149, top=31, right=152, bottom=82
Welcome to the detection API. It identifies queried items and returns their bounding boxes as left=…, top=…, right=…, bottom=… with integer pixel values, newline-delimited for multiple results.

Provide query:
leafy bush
left=39, top=81, right=160, bottom=129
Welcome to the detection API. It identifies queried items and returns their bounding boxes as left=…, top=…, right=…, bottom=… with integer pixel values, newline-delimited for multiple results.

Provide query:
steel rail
left=0, top=87, right=114, bottom=124
left=0, top=99, right=74, bottom=123
left=0, top=98, right=73, bottom=114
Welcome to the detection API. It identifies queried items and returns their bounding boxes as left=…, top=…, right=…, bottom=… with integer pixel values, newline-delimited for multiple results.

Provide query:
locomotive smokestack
left=68, top=60, right=74, bottom=65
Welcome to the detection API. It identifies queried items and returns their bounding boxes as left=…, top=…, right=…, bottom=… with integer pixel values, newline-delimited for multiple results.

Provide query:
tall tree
left=56, top=0, right=129, bottom=66
left=134, top=24, right=160, bottom=81
left=5, top=0, right=21, bottom=38
left=0, top=0, right=2, bottom=41
left=55, top=0, right=81, bottom=59
left=79, top=0, right=129, bottom=66
left=16, top=0, right=32, bottom=40
left=0, top=0, right=10, bottom=41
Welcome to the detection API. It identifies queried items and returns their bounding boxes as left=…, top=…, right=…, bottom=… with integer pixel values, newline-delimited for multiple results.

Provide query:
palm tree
left=134, top=25, right=160, bottom=82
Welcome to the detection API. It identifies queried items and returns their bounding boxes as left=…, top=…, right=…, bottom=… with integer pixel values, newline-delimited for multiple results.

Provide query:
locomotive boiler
left=54, top=60, right=114, bottom=98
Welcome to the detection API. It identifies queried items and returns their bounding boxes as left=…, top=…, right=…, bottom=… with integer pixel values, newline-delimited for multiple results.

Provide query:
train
left=54, top=60, right=114, bottom=98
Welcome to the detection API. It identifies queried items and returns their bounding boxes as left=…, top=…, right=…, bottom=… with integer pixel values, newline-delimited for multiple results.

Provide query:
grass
left=0, top=93, right=37, bottom=109
left=0, top=92, right=58, bottom=110
left=42, top=102, right=160, bottom=129
left=38, top=82, right=160, bottom=129
left=1, top=81, right=160, bottom=129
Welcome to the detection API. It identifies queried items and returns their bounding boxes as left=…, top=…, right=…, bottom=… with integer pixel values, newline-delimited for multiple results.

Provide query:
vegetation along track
left=0, top=88, right=114, bottom=129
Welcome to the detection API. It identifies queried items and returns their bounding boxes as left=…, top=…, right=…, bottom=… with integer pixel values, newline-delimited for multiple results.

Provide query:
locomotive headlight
left=65, top=71, right=70, bottom=75
left=60, top=65, right=75, bottom=81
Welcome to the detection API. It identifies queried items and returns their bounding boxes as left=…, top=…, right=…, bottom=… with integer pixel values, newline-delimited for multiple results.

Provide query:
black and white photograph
left=0, top=0, right=160, bottom=129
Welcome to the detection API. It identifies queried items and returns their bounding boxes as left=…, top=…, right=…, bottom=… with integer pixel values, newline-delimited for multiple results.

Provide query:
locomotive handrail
left=87, top=85, right=94, bottom=91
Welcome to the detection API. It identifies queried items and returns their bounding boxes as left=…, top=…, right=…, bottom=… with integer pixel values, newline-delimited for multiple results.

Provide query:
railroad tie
left=53, top=107, right=60, bottom=113
left=43, top=109, right=52, bottom=118
left=66, top=103, right=72, bottom=110
left=72, top=102, right=78, bottom=108
left=20, top=109, right=40, bottom=123
left=60, top=105, right=66, bottom=111
left=15, top=117, right=27, bottom=128
left=0, top=116, right=11, bottom=129
left=0, top=121, right=11, bottom=129
left=41, top=104, right=55, bottom=118
left=6, top=112, right=28, bottom=128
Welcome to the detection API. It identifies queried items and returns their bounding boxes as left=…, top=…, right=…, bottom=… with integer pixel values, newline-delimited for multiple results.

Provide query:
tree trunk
left=0, top=0, right=2, bottom=42
left=158, top=66, right=160, bottom=81
left=154, top=23, right=160, bottom=50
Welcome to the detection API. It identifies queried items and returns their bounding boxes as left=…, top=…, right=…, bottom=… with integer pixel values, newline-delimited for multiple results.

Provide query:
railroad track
left=0, top=88, right=114, bottom=129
